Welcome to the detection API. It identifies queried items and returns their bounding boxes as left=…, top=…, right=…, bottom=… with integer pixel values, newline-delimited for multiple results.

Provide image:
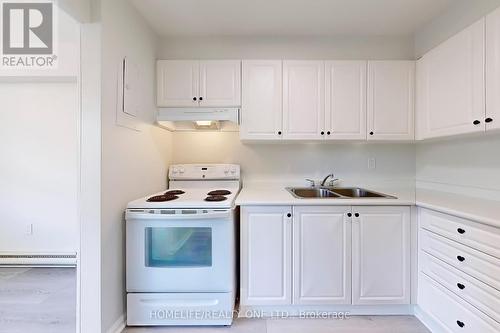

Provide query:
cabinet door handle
left=354, top=213, right=360, bottom=218
left=456, top=320, right=465, bottom=328
left=278, top=131, right=282, bottom=135
left=457, top=283, right=465, bottom=290
left=457, top=255, right=465, bottom=262
left=369, top=131, right=374, bottom=136
left=199, top=97, right=203, bottom=101
left=286, top=213, right=292, bottom=218
left=485, top=117, right=493, bottom=123
left=327, top=131, right=331, bottom=135
left=347, top=213, right=352, bottom=218
left=193, top=97, right=197, bottom=101
left=321, top=131, right=325, bottom=135
left=457, top=228, right=465, bottom=234
left=473, top=120, right=481, bottom=125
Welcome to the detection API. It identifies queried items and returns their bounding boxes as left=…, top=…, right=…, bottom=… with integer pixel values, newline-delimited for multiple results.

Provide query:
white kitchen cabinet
left=157, top=60, right=199, bottom=107
left=352, top=206, right=411, bottom=305
left=367, top=61, right=415, bottom=140
left=486, top=8, right=500, bottom=132
left=157, top=60, right=241, bottom=107
left=293, top=206, right=352, bottom=304
left=240, top=60, right=283, bottom=140
left=416, top=19, right=485, bottom=139
left=283, top=61, right=325, bottom=140
left=199, top=60, right=241, bottom=107
left=325, top=61, right=367, bottom=140
left=240, top=206, right=292, bottom=305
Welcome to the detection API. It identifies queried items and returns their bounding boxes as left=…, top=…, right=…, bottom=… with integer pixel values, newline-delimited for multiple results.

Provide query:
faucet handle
left=305, top=179, right=316, bottom=187
left=326, top=178, right=339, bottom=187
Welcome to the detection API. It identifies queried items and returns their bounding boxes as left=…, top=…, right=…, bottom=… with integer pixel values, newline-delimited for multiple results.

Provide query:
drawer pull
left=457, top=255, right=465, bottom=262
left=456, top=320, right=465, bottom=328
left=457, top=228, right=465, bottom=234
left=456, top=283, right=465, bottom=290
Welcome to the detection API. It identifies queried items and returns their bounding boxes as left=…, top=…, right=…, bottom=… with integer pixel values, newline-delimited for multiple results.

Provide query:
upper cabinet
left=416, top=19, right=485, bottom=140
left=367, top=61, right=415, bottom=141
left=325, top=61, right=367, bottom=140
left=486, top=7, right=500, bottom=131
left=283, top=61, right=325, bottom=140
left=157, top=60, right=199, bottom=107
left=240, top=60, right=283, bottom=140
left=157, top=60, right=241, bottom=107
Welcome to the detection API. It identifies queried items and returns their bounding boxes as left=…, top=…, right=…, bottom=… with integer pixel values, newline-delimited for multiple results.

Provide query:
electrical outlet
left=368, top=157, right=376, bottom=170
left=26, top=223, right=33, bottom=236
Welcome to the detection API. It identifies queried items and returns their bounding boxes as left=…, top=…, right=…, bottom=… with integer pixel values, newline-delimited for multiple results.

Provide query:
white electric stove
left=126, top=164, right=240, bottom=326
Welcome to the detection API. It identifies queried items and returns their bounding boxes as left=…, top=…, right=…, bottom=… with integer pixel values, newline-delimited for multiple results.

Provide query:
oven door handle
left=138, top=298, right=219, bottom=307
left=126, top=209, right=231, bottom=220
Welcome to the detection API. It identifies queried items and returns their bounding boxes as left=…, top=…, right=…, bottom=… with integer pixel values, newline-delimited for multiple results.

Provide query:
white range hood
left=157, top=107, right=240, bottom=131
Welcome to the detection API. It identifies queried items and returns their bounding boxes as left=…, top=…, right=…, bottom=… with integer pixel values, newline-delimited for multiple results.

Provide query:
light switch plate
left=368, top=157, right=376, bottom=170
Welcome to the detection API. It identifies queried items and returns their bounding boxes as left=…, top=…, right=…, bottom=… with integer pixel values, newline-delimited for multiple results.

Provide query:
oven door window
left=145, top=227, right=212, bottom=267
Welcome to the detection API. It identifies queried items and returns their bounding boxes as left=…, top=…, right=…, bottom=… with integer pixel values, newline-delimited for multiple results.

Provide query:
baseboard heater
left=0, top=253, right=77, bottom=267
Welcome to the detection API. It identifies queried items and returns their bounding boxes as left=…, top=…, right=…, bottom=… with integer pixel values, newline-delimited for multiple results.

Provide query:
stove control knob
left=224, top=169, right=230, bottom=175
left=172, top=168, right=178, bottom=174
left=179, top=168, right=185, bottom=174
left=230, top=168, right=237, bottom=174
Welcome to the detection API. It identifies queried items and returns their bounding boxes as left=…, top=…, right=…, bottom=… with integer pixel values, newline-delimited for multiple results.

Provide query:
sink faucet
left=321, top=173, right=338, bottom=187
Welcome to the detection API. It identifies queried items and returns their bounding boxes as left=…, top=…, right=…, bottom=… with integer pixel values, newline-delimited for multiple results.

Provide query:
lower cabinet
left=240, top=206, right=292, bottom=305
left=240, top=205, right=411, bottom=307
left=293, top=206, right=352, bottom=304
left=352, top=206, right=411, bottom=304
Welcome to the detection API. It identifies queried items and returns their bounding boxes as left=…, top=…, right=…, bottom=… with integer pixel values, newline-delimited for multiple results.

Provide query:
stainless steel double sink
left=286, top=187, right=396, bottom=199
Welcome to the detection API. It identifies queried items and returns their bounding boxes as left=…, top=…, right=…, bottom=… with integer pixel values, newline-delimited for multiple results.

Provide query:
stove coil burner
left=165, top=190, right=185, bottom=195
left=147, top=194, right=179, bottom=202
left=204, top=195, right=227, bottom=202
left=208, top=190, right=232, bottom=196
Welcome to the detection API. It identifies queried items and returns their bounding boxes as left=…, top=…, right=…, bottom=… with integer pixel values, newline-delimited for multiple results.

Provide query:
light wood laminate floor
left=0, top=267, right=76, bottom=333
left=123, top=316, right=430, bottom=333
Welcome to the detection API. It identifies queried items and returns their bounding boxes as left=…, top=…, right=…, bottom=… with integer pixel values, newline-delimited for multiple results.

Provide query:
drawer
left=419, top=208, right=500, bottom=259
left=420, top=229, right=500, bottom=290
left=127, top=292, right=234, bottom=326
left=420, top=251, right=500, bottom=323
left=419, top=272, right=500, bottom=333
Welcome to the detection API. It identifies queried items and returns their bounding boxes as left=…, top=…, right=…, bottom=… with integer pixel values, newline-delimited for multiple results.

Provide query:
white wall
left=0, top=8, right=80, bottom=254
left=416, top=134, right=500, bottom=195
left=414, top=0, right=500, bottom=198
left=100, top=0, right=173, bottom=331
left=414, top=0, right=500, bottom=56
left=159, top=35, right=414, bottom=60
left=173, top=132, right=415, bottom=187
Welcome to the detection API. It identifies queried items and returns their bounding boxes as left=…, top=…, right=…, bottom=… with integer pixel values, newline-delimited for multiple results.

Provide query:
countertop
left=236, top=185, right=500, bottom=228
left=235, top=185, right=416, bottom=206
left=416, top=189, right=500, bottom=228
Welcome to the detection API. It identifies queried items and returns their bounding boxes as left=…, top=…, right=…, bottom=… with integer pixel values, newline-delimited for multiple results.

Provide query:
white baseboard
left=239, top=304, right=415, bottom=317
left=107, top=314, right=126, bottom=333
left=414, top=305, right=442, bottom=333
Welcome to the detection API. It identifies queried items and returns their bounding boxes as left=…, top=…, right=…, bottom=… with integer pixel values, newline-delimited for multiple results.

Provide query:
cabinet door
left=283, top=61, right=325, bottom=140
left=199, top=60, right=241, bottom=107
left=352, top=206, right=411, bottom=305
left=240, top=206, right=292, bottom=305
left=486, top=8, right=500, bottom=131
left=367, top=61, right=415, bottom=140
left=417, top=19, right=485, bottom=139
left=157, top=60, right=199, bottom=107
left=293, top=206, right=351, bottom=305
left=240, top=60, right=283, bottom=140
left=325, top=61, right=367, bottom=140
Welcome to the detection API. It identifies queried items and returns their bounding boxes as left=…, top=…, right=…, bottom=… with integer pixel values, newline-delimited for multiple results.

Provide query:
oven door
left=126, top=209, right=235, bottom=293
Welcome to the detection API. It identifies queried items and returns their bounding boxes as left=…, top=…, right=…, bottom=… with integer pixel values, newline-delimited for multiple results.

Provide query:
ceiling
left=129, top=0, right=454, bottom=37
